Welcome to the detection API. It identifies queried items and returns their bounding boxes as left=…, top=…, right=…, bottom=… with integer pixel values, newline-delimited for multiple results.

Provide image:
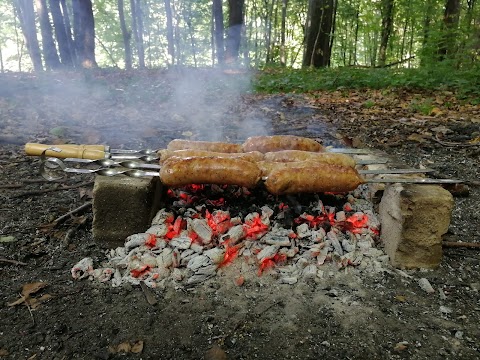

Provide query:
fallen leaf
left=28, top=294, right=53, bottom=309
left=116, top=342, right=131, bottom=353
left=0, top=348, right=9, bottom=356
left=0, top=236, right=16, bottom=243
left=429, top=107, right=443, bottom=116
left=407, top=133, right=429, bottom=143
left=394, top=295, right=406, bottom=302
left=394, top=341, right=409, bottom=351
left=22, top=282, right=48, bottom=297
left=130, top=340, right=144, bottom=354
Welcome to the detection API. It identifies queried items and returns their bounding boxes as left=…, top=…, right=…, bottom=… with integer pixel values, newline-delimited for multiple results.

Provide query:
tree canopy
left=0, top=0, right=479, bottom=72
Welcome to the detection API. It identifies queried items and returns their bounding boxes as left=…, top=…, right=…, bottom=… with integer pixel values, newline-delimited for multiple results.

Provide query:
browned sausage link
left=167, top=139, right=243, bottom=153
left=258, top=160, right=321, bottom=177
left=242, top=135, right=324, bottom=153
left=264, top=164, right=364, bottom=195
left=264, top=150, right=356, bottom=168
left=159, top=157, right=262, bottom=188
left=158, top=149, right=264, bottom=164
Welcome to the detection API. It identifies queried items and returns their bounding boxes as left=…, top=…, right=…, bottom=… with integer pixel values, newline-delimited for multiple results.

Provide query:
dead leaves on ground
left=108, top=340, right=144, bottom=354
left=7, top=282, right=52, bottom=309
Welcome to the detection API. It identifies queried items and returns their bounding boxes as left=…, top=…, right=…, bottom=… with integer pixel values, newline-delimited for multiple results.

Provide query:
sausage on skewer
left=158, top=149, right=264, bottom=164
left=159, top=156, right=262, bottom=188
left=242, top=135, right=324, bottom=153
left=264, top=150, right=356, bottom=168
left=167, top=139, right=243, bottom=153
left=264, top=164, right=364, bottom=195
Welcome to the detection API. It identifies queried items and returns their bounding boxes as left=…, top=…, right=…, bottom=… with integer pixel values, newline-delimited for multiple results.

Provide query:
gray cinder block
left=92, top=176, right=162, bottom=247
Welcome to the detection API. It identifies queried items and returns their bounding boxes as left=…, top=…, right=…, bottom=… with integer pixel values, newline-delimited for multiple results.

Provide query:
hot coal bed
left=72, top=166, right=453, bottom=289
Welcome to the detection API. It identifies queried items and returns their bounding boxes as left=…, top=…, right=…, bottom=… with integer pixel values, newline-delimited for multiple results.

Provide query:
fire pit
left=65, top=137, right=455, bottom=288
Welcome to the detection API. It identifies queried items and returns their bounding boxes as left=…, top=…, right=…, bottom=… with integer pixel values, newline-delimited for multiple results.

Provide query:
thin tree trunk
left=280, top=0, right=287, bottom=66
left=353, top=7, right=359, bottom=65
left=438, top=0, right=461, bottom=60
left=0, top=46, right=4, bottom=73
left=378, top=0, right=394, bottom=67
left=185, top=7, right=197, bottom=67
left=14, top=0, right=43, bottom=71
left=130, top=0, right=145, bottom=68
left=164, top=0, right=175, bottom=65
left=225, top=0, right=244, bottom=63
left=303, top=0, right=335, bottom=68
left=213, top=0, right=224, bottom=64
left=136, top=0, right=145, bottom=68
left=59, top=0, right=75, bottom=62
left=36, top=0, right=61, bottom=69
left=265, top=0, right=275, bottom=63
left=118, top=0, right=132, bottom=70
left=49, top=0, right=74, bottom=66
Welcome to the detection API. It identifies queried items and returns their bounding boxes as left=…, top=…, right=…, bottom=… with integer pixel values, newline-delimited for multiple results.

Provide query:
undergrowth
left=254, top=65, right=480, bottom=102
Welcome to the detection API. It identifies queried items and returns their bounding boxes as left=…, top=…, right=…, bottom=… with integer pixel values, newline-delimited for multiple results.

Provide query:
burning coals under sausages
left=72, top=184, right=388, bottom=288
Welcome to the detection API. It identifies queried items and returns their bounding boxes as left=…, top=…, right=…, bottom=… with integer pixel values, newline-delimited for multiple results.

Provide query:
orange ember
left=219, top=244, right=240, bottom=268
left=130, top=265, right=151, bottom=278
left=258, top=253, right=287, bottom=276
left=243, top=214, right=269, bottom=240
left=145, top=233, right=157, bottom=248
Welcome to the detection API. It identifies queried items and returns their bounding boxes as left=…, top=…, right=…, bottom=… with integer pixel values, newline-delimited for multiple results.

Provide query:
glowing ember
left=130, top=265, right=151, bottom=278
left=165, top=216, right=185, bottom=240
left=145, top=233, right=157, bottom=248
left=258, top=253, right=287, bottom=275
left=219, top=243, right=240, bottom=268
left=243, top=214, right=269, bottom=240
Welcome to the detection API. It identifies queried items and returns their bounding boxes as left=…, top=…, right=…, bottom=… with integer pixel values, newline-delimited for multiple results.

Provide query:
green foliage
left=254, top=65, right=480, bottom=100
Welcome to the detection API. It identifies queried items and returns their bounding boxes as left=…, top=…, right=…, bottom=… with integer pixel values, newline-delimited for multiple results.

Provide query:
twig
left=443, top=241, right=480, bottom=249
left=53, top=202, right=92, bottom=225
left=433, top=134, right=480, bottom=148
left=12, top=181, right=94, bottom=198
left=0, top=184, right=22, bottom=189
left=0, top=257, right=27, bottom=266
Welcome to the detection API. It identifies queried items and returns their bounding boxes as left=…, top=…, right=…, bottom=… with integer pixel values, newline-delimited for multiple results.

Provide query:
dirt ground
left=0, top=69, right=479, bottom=360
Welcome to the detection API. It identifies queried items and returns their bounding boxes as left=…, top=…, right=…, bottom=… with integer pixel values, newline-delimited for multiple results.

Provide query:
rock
left=379, top=184, right=453, bottom=269
left=418, top=278, right=435, bottom=294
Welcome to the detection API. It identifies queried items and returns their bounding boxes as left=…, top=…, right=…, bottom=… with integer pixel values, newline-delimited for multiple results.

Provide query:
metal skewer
left=40, top=156, right=456, bottom=186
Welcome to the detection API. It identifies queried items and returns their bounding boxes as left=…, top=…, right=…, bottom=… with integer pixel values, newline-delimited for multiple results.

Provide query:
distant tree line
left=0, top=0, right=478, bottom=71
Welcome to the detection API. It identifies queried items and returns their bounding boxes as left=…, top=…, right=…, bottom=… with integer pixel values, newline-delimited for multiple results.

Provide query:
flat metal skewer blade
left=326, top=148, right=374, bottom=154
left=359, top=168, right=435, bottom=175
left=365, top=178, right=463, bottom=184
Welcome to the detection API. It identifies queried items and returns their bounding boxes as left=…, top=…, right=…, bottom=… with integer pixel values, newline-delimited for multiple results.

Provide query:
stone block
left=379, top=184, right=454, bottom=269
left=92, top=176, right=163, bottom=247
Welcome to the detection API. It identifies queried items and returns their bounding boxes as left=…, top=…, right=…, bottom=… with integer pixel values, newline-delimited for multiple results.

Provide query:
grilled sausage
left=264, top=150, right=356, bottom=168
left=242, top=135, right=324, bottom=153
left=159, top=156, right=262, bottom=188
left=158, top=149, right=264, bottom=164
left=167, top=139, right=243, bottom=153
left=264, top=164, right=364, bottom=194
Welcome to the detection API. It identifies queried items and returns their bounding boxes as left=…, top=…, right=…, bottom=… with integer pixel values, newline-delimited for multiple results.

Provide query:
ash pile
left=72, top=184, right=388, bottom=288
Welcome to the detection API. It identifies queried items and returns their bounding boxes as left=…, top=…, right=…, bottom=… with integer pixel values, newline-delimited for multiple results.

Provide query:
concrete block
left=92, top=176, right=162, bottom=247
left=379, top=184, right=454, bottom=269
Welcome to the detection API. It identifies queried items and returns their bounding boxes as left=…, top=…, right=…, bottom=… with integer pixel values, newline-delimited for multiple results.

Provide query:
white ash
left=73, top=195, right=389, bottom=288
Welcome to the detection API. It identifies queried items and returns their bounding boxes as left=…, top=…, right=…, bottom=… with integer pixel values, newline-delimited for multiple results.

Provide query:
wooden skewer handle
left=24, top=143, right=107, bottom=160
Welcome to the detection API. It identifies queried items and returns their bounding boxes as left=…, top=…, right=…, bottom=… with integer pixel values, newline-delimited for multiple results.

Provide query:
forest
left=0, top=0, right=479, bottom=72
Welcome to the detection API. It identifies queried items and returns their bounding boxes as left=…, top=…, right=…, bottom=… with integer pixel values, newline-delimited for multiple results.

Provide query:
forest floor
left=0, top=69, right=479, bottom=360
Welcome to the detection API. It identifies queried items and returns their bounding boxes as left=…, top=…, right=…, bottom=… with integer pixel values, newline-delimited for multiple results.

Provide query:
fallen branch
left=0, top=184, right=22, bottom=189
left=12, top=181, right=94, bottom=198
left=0, top=257, right=27, bottom=266
left=443, top=241, right=480, bottom=249
left=53, top=202, right=92, bottom=225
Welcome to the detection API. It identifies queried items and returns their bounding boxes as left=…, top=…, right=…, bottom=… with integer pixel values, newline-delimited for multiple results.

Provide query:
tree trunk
left=0, top=45, right=4, bottom=73
left=117, top=0, right=132, bottom=70
left=225, top=0, right=244, bottom=63
left=438, top=0, right=461, bottom=60
left=378, top=0, right=394, bottom=67
left=14, top=0, right=43, bottom=71
left=59, top=0, right=75, bottom=62
left=213, top=0, right=224, bottom=64
left=130, top=0, right=145, bottom=68
left=164, top=0, right=175, bottom=65
left=49, top=0, right=74, bottom=66
left=72, top=0, right=97, bottom=68
left=280, top=0, right=287, bottom=66
left=303, top=0, right=335, bottom=68
left=35, top=0, right=61, bottom=69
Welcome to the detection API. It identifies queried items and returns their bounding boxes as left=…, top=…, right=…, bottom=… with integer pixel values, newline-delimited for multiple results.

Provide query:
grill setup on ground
left=25, top=135, right=459, bottom=288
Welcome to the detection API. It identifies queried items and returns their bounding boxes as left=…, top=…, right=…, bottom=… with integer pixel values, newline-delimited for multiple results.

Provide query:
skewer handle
left=25, top=143, right=107, bottom=160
